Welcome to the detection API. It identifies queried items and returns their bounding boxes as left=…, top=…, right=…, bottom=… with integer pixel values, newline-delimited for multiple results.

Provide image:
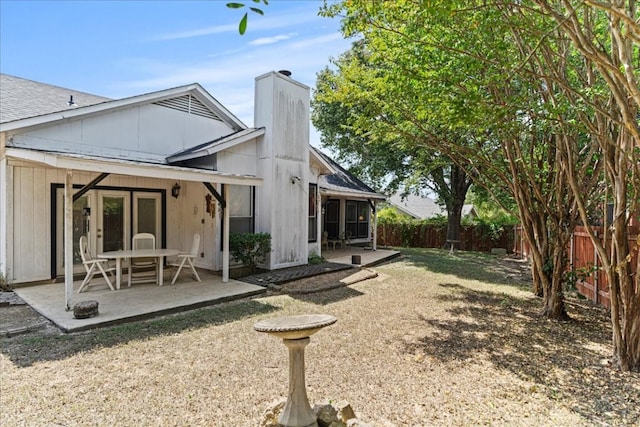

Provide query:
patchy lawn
left=1, top=248, right=638, bottom=426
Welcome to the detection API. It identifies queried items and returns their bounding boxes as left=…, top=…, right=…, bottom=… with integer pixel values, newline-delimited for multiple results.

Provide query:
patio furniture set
left=321, top=231, right=352, bottom=251
left=78, top=233, right=201, bottom=293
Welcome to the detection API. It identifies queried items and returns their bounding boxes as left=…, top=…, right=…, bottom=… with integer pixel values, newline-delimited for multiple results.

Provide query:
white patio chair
left=78, top=236, right=115, bottom=293
left=321, top=231, right=329, bottom=251
left=170, top=234, right=202, bottom=285
left=129, top=232, right=157, bottom=286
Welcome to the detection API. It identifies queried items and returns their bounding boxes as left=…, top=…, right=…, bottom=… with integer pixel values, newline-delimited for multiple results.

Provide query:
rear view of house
left=0, top=71, right=384, bottom=303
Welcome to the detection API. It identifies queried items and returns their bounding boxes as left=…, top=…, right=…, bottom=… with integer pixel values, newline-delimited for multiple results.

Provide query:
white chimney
left=254, top=71, right=310, bottom=269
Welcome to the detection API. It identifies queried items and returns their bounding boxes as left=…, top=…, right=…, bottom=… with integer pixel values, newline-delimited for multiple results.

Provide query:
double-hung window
left=308, top=184, right=317, bottom=242
left=228, top=185, right=254, bottom=234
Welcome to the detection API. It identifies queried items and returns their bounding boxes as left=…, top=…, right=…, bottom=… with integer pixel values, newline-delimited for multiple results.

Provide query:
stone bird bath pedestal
left=254, top=314, right=337, bottom=427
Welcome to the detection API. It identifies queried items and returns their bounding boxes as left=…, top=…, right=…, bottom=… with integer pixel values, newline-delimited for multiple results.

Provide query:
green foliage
left=308, top=253, right=325, bottom=265
left=563, top=265, right=598, bottom=290
left=0, top=265, right=10, bottom=291
left=377, top=206, right=411, bottom=224
left=467, top=187, right=518, bottom=224
left=473, top=218, right=508, bottom=244
left=229, top=233, right=271, bottom=273
left=226, top=0, right=268, bottom=35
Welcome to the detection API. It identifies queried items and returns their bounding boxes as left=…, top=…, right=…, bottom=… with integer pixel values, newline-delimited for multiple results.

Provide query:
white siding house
left=0, top=71, right=384, bottom=308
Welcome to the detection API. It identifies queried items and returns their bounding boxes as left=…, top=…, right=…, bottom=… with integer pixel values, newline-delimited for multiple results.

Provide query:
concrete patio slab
left=13, top=271, right=265, bottom=333
left=11, top=248, right=399, bottom=333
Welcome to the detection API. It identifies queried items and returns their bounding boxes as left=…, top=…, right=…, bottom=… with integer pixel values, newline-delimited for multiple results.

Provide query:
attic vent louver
left=153, top=94, right=222, bottom=121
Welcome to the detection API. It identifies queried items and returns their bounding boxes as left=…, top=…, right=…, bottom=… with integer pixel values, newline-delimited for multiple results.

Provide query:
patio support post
left=222, top=184, right=229, bottom=282
left=316, top=186, right=322, bottom=247
left=64, top=169, right=74, bottom=310
left=372, top=203, right=378, bottom=251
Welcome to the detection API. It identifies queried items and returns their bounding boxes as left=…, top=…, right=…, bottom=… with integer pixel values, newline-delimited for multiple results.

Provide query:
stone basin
left=254, top=314, right=337, bottom=340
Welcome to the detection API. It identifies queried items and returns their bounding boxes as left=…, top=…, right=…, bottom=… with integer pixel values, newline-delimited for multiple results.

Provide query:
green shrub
left=0, top=265, right=10, bottom=291
left=308, top=253, right=325, bottom=265
left=229, top=233, right=271, bottom=273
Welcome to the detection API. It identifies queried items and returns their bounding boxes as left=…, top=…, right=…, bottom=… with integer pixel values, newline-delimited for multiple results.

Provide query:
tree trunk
left=541, top=240, right=570, bottom=320
left=441, top=164, right=472, bottom=250
left=445, top=201, right=463, bottom=248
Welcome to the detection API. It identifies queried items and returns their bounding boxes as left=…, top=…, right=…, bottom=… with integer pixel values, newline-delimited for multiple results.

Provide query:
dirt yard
left=1, top=249, right=639, bottom=426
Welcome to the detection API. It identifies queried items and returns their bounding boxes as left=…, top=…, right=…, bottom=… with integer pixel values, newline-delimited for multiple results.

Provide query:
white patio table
left=98, top=248, right=179, bottom=289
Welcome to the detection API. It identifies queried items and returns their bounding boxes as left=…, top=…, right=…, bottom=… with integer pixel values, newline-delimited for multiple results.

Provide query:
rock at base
left=73, top=300, right=99, bottom=319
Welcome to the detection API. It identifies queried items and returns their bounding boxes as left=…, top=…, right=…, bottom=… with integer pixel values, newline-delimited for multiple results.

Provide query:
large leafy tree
left=321, top=0, right=582, bottom=321
left=321, top=0, right=639, bottom=370
left=312, top=41, right=474, bottom=245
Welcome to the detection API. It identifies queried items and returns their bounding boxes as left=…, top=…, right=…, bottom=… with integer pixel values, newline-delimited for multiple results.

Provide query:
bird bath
left=254, top=314, right=337, bottom=427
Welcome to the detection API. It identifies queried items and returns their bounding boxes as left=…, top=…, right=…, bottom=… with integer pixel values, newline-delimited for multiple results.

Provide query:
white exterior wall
left=216, top=141, right=258, bottom=175
left=8, top=104, right=231, bottom=163
left=254, top=72, right=310, bottom=269
left=6, top=163, right=211, bottom=284
left=176, top=181, right=217, bottom=270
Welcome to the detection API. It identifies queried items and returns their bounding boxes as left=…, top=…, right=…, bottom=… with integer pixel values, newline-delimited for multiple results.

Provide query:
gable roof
left=388, top=193, right=477, bottom=219
left=310, top=146, right=385, bottom=201
left=0, top=74, right=246, bottom=133
left=0, top=74, right=111, bottom=124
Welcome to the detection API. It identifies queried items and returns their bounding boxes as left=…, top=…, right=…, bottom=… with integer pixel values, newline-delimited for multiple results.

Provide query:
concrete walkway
left=12, top=247, right=399, bottom=333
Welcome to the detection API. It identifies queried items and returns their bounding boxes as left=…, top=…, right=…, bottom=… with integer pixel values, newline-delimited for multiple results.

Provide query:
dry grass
left=1, top=248, right=639, bottom=426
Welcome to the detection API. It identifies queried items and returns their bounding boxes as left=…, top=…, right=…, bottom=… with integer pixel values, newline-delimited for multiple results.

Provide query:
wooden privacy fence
left=570, top=226, right=638, bottom=309
left=514, top=225, right=639, bottom=309
left=376, top=223, right=515, bottom=253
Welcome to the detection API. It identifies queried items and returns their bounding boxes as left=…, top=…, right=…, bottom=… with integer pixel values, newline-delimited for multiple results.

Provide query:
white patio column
left=0, top=156, right=9, bottom=278
left=316, top=188, right=321, bottom=249
left=372, top=204, right=378, bottom=251
left=64, top=169, right=74, bottom=310
left=222, top=185, right=230, bottom=282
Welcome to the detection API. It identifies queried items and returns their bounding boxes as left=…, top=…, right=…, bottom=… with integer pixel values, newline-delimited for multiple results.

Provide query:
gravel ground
left=1, top=249, right=639, bottom=426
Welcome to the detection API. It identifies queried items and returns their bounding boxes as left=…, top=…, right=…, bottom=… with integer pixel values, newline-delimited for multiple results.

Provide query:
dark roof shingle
left=0, top=74, right=110, bottom=124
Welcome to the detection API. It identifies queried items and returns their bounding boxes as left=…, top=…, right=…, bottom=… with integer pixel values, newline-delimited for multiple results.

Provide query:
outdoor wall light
left=172, top=182, right=181, bottom=198
left=290, top=176, right=301, bottom=184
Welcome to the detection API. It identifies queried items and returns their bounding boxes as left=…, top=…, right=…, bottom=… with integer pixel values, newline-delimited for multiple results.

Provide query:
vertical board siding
left=13, top=166, right=51, bottom=281
left=10, top=164, right=198, bottom=283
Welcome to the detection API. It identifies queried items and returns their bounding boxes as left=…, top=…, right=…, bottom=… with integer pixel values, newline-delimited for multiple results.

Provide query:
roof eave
left=319, top=186, right=386, bottom=201
left=5, top=147, right=262, bottom=186
left=167, top=128, right=265, bottom=163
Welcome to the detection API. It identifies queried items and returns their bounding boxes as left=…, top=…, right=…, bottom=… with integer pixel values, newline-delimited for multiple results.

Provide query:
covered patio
left=12, top=247, right=399, bottom=333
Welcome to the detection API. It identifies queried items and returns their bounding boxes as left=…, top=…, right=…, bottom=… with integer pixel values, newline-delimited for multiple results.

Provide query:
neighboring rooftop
left=0, top=74, right=111, bottom=124
left=388, top=193, right=477, bottom=219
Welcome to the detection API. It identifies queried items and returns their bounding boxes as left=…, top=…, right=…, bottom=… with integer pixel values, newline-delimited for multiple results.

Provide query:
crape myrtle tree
left=320, top=0, right=586, bottom=320
left=531, top=0, right=640, bottom=371
left=312, top=42, right=473, bottom=246
left=322, top=0, right=640, bottom=370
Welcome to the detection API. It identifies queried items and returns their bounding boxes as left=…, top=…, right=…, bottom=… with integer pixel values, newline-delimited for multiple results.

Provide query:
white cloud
left=153, top=23, right=237, bottom=41
left=152, top=4, right=322, bottom=42
left=249, top=33, right=296, bottom=46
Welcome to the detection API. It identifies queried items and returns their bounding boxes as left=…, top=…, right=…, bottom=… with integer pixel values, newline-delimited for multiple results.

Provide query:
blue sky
left=0, top=0, right=352, bottom=144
